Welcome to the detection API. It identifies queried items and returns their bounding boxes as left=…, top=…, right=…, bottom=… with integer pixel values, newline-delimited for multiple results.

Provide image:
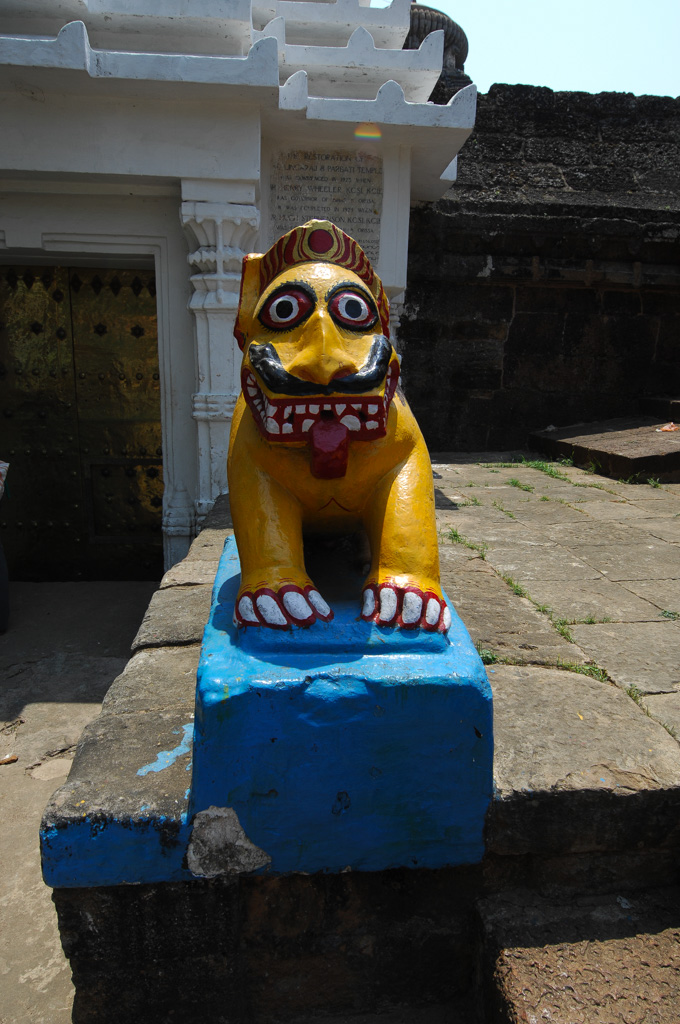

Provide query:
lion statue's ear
left=234, top=253, right=264, bottom=350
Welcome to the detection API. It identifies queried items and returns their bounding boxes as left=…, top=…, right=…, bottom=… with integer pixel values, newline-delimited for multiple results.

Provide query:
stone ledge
left=40, top=496, right=232, bottom=888
left=531, top=417, right=680, bottom=483
left=489, top=663, right=680, bottom=857
left=479, top=886, right=680, bottom=1024
left=131, top=584, right=214, bottom=652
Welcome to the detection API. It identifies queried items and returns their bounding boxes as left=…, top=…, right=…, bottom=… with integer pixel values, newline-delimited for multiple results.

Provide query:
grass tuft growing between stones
left=501, top=574, right=528, bottom=598
left=499, top=573, right=602, bottom=643
left=557, top=660, right=609, bottom=683
left=517, top=458, right=571, bottom=481
left=493, top=500, right=516, bottom=519
left=626, top=684, right=654, bottom=720
left=552, top=618, right=575, bottom=643
left=476, top=644, right=499, bottom=665
left=506, top=478, right=534, bottom=492
left=479, top=455, right=616, bottom=493
left=660, top=609, right=679, bottom=620
left=447, top=528, right=488, bottom=560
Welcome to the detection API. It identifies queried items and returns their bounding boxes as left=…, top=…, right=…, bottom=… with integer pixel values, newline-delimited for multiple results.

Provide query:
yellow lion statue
left=228, top=220, right=450, bottom=633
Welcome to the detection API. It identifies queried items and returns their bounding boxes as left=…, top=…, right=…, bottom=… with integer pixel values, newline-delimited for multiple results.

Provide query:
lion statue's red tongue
left=310, top=420, right=350, bottom=479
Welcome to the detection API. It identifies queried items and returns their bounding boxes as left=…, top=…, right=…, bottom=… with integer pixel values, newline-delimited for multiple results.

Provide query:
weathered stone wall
left=402, top=85, right=680, bottom=451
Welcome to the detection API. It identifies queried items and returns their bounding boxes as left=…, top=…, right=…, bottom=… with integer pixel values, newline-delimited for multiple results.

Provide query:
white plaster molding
left=192, top=393, right=238, bottom=422
left=255, top=22, right=443, bottom=102
left=0, top=21, right=279, bottom=87
left=281, top=72, right=477, bottom=130
left=162, top=478, right=196, bottom=571
left=0, top=0, right=254, bottom=56
left=256, top=0, right=412, bottom=49
left=0, top=178, right=179, bottom=198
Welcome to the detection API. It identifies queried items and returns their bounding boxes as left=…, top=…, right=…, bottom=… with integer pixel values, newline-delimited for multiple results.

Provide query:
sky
left=378, top=0, right=680, bottom=98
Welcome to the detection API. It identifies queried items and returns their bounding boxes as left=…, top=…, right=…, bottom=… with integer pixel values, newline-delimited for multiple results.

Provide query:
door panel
left=0, top=267, right=163, bottom=580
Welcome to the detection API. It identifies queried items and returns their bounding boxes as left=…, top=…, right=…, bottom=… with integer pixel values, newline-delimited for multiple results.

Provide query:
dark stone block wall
left=402, top=85, right=680, bottom=451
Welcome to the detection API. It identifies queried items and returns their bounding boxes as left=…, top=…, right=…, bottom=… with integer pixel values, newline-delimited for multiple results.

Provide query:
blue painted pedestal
left=190, top=537, right=493, bottom=873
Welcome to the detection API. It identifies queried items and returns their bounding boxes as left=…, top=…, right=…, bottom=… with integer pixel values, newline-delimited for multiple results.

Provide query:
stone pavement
left=3, top=453, right=680, bottom=1021
left=0, top=581, right=157, bottom=1024
left=431, top=453, right=680, bottom=722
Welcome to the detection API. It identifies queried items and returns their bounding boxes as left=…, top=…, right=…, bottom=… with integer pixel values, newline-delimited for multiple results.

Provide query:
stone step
left=286, top=1001, right=478, bottom=1024
left=640, top=395, right=680, bottom=421
left=529, top=417, right=680, bottom=481
left=479, top=887, right=680, bottom=1024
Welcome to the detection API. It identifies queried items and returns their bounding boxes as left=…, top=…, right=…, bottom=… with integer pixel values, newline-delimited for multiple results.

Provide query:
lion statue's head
left=234, top=220, right=400, bottom=478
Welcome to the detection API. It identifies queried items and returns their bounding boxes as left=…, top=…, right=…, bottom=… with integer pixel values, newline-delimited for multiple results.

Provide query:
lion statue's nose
left=286, top=338, right=359, bottom=388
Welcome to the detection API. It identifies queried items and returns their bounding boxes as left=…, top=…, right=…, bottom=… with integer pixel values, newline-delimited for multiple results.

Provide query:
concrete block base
left=189, top=537, right=493, bottom=875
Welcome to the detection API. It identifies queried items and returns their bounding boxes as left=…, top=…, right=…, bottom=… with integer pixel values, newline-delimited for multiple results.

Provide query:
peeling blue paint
left=41, top=814, right=193, bottom=888
left=137, top=723, right=193, bottom=776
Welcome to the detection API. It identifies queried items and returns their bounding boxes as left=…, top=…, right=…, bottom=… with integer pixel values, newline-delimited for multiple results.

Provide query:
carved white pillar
left=181, top=201, right=260, bottom=523
left=388, top=291, right=406, bottom=352
left=162, top=479, right=196, bottom=568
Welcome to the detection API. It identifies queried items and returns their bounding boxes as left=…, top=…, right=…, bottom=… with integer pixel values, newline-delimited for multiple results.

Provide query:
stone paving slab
left=627, top=494, right=680, bottom=514
left=441, top=556, right=587, bottom=667
left=480, top=887, right=680, bottom=1024
left=520, top=578, right=661, bottom=624
left=159, top=557, right=221, bottom=588
left=627, top=515, right=680, bottom=544
left=488, top=664, right=680, bottom=857
left=570, top=621, right=680, bottom=694
left=573, top=497, right=653, bottom=520
left=576, top=540, right=680, bottom=582
left=507, top=498, right=591, bottom=526
left=644, top=693, right=680, bottom=738
left=0, top=581, right=158, bottom=1024
left=538, top=520, right=639, bottom=547
left=439, top=516, right=533, bottom=545
left=619, top=578, right=680, bottom=613
left=484, top=542, right=603, bottom=582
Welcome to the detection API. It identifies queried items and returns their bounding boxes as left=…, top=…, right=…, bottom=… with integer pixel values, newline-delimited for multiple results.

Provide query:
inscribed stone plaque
left=269, top=149, right=383, bottom=263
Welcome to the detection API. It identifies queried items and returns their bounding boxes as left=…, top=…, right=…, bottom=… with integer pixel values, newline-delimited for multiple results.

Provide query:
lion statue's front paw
left=234, top=582, right=333, bottom=630
left=361, top=582, right=452, bottom=633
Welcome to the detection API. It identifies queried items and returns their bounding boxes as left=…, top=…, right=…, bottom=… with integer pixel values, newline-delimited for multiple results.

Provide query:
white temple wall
left=0, top=87, right=261, bottom=182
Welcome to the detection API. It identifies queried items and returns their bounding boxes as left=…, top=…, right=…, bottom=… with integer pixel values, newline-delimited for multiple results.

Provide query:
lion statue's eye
left=329, top=290, right=378, bottom=331
left=259, top=288, right=314, bottom=330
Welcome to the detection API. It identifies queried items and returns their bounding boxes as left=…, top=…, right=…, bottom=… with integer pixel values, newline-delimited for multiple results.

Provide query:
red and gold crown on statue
left=234, top=220, right=390, bottom=349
